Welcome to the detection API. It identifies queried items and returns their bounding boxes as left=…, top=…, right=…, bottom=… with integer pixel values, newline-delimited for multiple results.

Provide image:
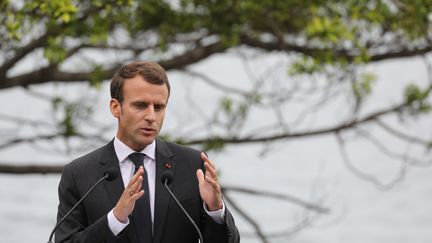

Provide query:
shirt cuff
left=107, top=209, right=129, bottom=236
left=203, top=201, right=226, bottom=224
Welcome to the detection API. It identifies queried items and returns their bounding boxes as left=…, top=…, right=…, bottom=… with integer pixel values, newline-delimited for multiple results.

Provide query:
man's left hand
left=196, top=152, right=223, bottom=211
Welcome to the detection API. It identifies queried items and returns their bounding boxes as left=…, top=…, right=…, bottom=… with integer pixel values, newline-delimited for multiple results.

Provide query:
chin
left=140, top=137, right=155, bottom=145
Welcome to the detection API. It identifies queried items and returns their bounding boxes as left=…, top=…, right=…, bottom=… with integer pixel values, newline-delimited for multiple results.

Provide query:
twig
left=222, top=186, right=329, bottom=214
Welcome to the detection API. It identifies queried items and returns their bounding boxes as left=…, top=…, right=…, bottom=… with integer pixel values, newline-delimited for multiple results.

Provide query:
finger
left=125, top=175, right=143, bottom=198
left=127, top=166, right=144, bottom=188
left=204, top=173, right=220, bottom=188
left=204, top=162, right=218, bottom=180
left=196, top=169, right=205, bottom=185
left=130, top=190, right=145, bottom=200
left=134, top=176, right=143, bottom=192
left=203, top=165, right=218, bottom=183
left=201, top=152, right=216, bottom=170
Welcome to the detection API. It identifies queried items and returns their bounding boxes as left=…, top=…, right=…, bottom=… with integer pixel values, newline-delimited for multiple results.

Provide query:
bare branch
left=335, top=132, right=409, bottom=190
left=222, top=186, right=330, bottom=214
left=370, top=45, right=432, bottom=61
left=0, top=113, right=53, bottom=127
left=0, top=163, right=63, bottom=174
left=223, top=192, right=269, bottom=243
left=256, top=212, right=313, bottom=240
left=2, top=65, right=117, bottom=89
left=0, top=132, right=108, bottom=150
left=0, top=133, right=64, bottom=150
left=78, top=42, right=158, bottom=53
left=183, top=102, right=406, bottom=145
left=375, top=119, right=432, bottom=147
left=1, top=42, right=227, bottom=90
left=239, top=34, right=432, bottom=62
left=224, top=189, right=318, bottom=241
left=355, top=127, right=432, bottom=167
left=181, top=69, right=248, bottom=95
left=0, top=33, right=50, bottom=76
left=160, top=41, right=227, bottom=70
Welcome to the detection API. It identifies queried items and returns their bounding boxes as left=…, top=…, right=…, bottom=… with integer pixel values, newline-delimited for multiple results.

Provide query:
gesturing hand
left=196, top=152, right=223, bottom=211
left=113, top=166, right=145, bottom=223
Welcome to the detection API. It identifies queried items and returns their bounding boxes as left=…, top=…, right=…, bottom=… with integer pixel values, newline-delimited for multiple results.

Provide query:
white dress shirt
left=107, top=137, right=225, bottom=236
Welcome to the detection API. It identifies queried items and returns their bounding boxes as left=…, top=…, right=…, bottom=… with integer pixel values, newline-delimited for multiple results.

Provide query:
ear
left=110, top=98, right=121, bottom=118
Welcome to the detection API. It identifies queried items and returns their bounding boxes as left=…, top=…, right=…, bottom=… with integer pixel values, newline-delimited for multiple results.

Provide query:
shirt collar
left=113, top=137, right=156, bottom=163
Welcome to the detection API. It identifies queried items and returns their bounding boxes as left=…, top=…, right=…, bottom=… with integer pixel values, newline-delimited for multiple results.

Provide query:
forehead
left=122, top=75, right=169, bottom=103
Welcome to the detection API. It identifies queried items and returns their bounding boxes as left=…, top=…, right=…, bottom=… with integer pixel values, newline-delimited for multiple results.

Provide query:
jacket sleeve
left=197, top=155, right=240, bottom=243
left=224, top=207, right=240, bottom=243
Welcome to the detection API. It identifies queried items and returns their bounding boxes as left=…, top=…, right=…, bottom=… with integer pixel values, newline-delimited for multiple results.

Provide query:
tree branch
left=223, top=192, right=269, bottom=243
left=160, top=41, right=227, bottom=70
left=223, top=186, right=329, bottom=214
left=239, top=34, right=432, bottom=62
left=183, top=102, right=406, bottom=145
left=355, top=127, right=432, bottom=167
left=375, top=118, right=432, bottom=147
left=0, top=133, right=64, bottom=150
left=181, top=68, right=248, bottom=95
left=335, top=132, right=409, bottom=190
left=1, top=41, right=227, bottom=90
left=0, top=163, right=63, bottom=174
left=0, top=33, right=50, bottom=76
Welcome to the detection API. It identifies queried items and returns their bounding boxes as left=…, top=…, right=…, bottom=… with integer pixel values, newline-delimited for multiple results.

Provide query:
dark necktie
left=128, top=152, right=153, bottom=243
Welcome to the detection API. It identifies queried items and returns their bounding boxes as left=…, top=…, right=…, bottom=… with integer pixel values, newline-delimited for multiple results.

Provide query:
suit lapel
left=153, top=138, right=175, bottom=243
left=98, top=140, right=123, bottom=206
left=97, top=139, right=138, bottom=243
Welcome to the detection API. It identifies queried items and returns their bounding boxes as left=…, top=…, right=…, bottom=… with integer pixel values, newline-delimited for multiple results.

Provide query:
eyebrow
left=131, top=101, right=149, bottom=105
left=131, top=101, right=166, bottom=107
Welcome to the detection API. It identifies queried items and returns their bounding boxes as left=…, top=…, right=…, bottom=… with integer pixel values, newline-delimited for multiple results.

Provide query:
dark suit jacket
left=55, top=138, right=240, bottom=243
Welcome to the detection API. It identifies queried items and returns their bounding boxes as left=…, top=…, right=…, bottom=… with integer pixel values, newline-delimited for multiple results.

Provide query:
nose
left=144, top=106, right=156, bottom=122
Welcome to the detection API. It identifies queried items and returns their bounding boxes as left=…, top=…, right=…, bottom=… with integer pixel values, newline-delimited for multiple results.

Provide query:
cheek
left=157, top=114, right=165, bottom=126
left=119, top=110, right=135, bottom=125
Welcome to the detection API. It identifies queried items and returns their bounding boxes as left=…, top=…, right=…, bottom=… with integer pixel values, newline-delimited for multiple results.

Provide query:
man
left=55, top=61, right=240, bottom=243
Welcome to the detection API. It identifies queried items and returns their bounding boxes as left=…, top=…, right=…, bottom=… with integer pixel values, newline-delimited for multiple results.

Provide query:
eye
left=154, top=104, right=165, bottom=112
left=134, top=102, right=148, bottom=109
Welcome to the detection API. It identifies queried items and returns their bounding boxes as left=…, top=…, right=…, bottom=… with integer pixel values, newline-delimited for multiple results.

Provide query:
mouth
left=139, top=127, right=157, bottom=135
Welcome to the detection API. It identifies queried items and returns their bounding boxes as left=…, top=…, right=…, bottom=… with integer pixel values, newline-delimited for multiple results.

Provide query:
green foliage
left=3, top=0, right=431, bottom=68
left=51, top=96, right=94, bottom=137
left=44, top=37, right=67, bottom=63
left=220, top=97, right=233, bottom=114
left=289, top=56, right=324, bottom=75
left=51, top=96, right=63, bottom=111
left=220, top=96, right=249, bottom=120
left=4, top=12, right=22, bottom=40
left=403, top=84, right=431, bottom=115
left=158, top=133, right=187, bottom=145
left=389, top=0, right=432, bottom=39
left=353, top=72, right=377, bottom=99
left=2, top=0, right=432, bottom=144
left=305, top=16, right=353, bottom=44
left=60, top=103, right=78, bottom=137
left=25, top=0, right=78, bottom=23
left=89, top=66, right=105, bottom=89
left=202, top=137, right=226, bottom=152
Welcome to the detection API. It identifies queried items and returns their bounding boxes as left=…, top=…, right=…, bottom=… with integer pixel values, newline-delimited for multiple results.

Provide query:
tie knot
left=128, top=152, right=145, bottom=169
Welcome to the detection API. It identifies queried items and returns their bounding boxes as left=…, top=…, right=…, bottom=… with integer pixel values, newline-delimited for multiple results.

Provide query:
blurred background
left=1, top=1, right=432, bottom=242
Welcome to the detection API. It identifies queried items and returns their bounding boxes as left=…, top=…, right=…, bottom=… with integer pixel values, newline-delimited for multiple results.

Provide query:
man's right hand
left=113, top=166, right=145, bottom=223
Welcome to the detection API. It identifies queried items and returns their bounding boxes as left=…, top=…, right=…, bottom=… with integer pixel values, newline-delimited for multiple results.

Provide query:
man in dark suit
left=55, top=61, right=240, bottom=243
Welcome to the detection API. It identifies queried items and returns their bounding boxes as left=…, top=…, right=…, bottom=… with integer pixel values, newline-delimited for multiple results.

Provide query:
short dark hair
left=110, top=61, right=170, bottom=102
